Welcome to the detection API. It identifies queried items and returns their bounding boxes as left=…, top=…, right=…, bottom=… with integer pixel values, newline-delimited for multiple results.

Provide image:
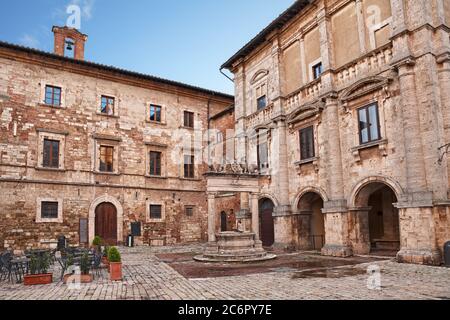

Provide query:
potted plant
left=108, top=247, right=122, bottom=281
left=63, top=252, right=93, bottom=284
left=92, top=236, right=102, bottom=253
left=24, top=253, right=53, bottom=286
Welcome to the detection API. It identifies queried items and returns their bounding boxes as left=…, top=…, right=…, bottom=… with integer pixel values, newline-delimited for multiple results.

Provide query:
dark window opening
left=149, top=151, right=162, bottom=176
left=99, top=146, right=114, bottom=172
left=358, top=103, right=381, bottom=144
left=150, top=105, right=162, bottom=122
left=45, top=85, right=62, bottom=106
left=257, top=95, right=267, bottom=110
left=300, top=126, right=315, bottom=160
left=101, top=96, right=115, bottom=115
left=41, top=201, right=58, bottom=219
left=184, top=111, right=194, bottom=128
left=185, top=206, right=194, bottom=217
left=184, top=155, right=195, bottom=178
left=150, top=205, right=162, bottom=220
left=312, top=62, right=323, bottom=80
left=43, top=139, right=60, bottom=168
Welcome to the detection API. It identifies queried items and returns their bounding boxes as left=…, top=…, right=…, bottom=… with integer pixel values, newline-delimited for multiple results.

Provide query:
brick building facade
left=0, top=27, right=233, bottom=250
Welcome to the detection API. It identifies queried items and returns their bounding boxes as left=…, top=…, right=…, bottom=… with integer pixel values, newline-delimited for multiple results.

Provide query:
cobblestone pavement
left=1, top=245, right=449, bottom=300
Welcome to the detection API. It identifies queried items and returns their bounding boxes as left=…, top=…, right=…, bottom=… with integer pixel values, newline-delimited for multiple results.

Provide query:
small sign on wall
left=79, top=218, right=88, bottom=244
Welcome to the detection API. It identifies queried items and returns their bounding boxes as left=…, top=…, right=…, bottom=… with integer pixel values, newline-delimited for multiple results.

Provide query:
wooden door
left=260, top=209, right=275, bottom=247
left=95, top=203, right=117, bottom=245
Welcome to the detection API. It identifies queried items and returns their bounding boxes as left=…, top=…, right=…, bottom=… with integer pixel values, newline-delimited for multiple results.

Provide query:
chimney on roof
left=52, top=26, right=88, bottom=60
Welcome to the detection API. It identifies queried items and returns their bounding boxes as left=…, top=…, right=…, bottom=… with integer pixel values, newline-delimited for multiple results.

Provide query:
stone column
left=355, top=0, right=367, bottom=54
left=237, top=192, right=251, bottom=232
left=251, top=193, right=260, bottom=240
left=321, top=94, right=352, bottom=257
left=207, top=193, right=216, bottom=243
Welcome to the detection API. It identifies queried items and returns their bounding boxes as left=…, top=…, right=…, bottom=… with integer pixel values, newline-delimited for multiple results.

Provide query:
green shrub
left=28, top=253, right=51, bottom=275
left=107, top=247, right=121, bottom=263
left=92, top=236, right=102, bottom=247
left=80, top=252, right=90, bottom=275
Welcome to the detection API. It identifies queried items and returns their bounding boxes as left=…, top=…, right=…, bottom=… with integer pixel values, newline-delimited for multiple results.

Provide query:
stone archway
left=353, top=181, right=400, bottom=253
left=297, top=191, right=325, bottom=250
left=89, top=195, right=123, bottom=245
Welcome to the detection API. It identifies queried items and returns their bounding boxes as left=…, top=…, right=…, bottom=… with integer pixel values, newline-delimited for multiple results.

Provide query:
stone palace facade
left=206, top=0, right=450, bottom=265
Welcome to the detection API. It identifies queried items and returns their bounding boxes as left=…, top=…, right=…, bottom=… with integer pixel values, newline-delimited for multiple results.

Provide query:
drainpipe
left=220, top=67, right=234, bottom=83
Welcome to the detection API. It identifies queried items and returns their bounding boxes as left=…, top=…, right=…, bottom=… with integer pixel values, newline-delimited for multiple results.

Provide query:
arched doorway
left=355, top=182, right=400, bottom=253
left=259, top=198, right=275, bottom=247
left=95, top=202, right=118, bottom=245
left=220, top=211, right=228, bottom=232
left=297, top=192, right=325, bottom=250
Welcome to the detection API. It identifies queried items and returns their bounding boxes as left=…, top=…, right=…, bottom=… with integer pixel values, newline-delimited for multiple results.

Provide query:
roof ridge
left=0, top=40, right=234, bottom=100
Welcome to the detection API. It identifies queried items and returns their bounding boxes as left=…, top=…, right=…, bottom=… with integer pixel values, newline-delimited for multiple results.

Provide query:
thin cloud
left=19, top=34, right=40, bottom=48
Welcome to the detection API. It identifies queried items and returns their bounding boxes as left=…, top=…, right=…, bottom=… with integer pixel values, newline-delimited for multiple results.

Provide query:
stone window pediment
left=287, top=101, right=324, bottom=127
left=250, top=69, right=269, bottom=85
left=339, top=76, right=392, bottom=104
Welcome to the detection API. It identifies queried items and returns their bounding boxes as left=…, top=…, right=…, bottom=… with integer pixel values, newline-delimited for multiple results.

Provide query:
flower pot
left=63, top=273, right=93, bottom=284
left=24, top=273, right=53, bottom=286
left=109, top=262, right=122, bottom=281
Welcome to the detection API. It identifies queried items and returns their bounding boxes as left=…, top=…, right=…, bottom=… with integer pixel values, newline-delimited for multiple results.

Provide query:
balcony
left=334, top=44, right=393, bottom=90
left=245, top=103, right=275, bottom=128
left=285, top=78, right=322, bottom=114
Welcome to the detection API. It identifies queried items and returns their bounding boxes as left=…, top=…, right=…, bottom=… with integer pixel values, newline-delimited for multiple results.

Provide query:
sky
left=0, top=0, right=295, bottom=95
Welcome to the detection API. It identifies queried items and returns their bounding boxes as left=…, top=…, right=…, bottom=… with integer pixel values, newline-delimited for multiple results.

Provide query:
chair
left=91, top=252, right=103, bottom=278
left=0, top=252, right=21, bottom=283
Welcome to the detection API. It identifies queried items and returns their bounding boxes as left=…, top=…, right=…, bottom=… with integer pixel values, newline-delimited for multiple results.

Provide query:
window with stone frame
left=257, top=130, right=269, bottom=172
left=44, top=85, right=62, bottom=106
left=149, top=204, right=162, bottom=220
left=99, top=145, right=114, bottom=172
left=149, top=151, right=162, bottom=176
left=41, top=201, right=59, bottom=219
left=184, top=111, right=194, bottom=128
left=312, top=62, right=323, bottom=80
left=358, top=103, right=381, bottom=145
left=149, top=104, right=162, bottom=122
left=43, top=139, right=60, bottom=168
left=100, top=96, right=115, bottom=116
left=184, top=154, right=195, bottom=178
left=299, top=126, right=315, bottom=160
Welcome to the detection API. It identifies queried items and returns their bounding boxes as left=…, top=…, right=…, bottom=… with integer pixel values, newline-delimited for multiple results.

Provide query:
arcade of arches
left=205, top=176, right=406, bottom=258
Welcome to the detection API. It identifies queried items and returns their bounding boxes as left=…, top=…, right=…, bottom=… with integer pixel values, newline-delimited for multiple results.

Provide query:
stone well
left=194, top=232, right=276, bottom=263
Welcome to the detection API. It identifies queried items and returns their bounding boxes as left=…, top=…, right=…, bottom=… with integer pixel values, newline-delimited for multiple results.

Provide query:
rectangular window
left=257, top=95, right=267, bottom=110
left=150, top=205, right=162, bottom=220
left=45, top=85, right=62, bottom=106
left=358, top=103, right=381, bottom=144
left=312, top=62, right=323, bottom=80
left=185, top=206, right=194, bottom=217
left=257, top=131, right=269, bottom=171
left=184, top=111, right=194, bottom=128
left=64, top=38, right=75, bottom=58
left=149, top=151, right=162, bottom=176
left=300, top=126, right=315, bottom=160
left=184, top=155, right=195, bottom=178
left=99, top=146, right=114, bottom=172
left=149, top=105, right=162, bottom=122
left=101, top=96, right=115, bottom=115
left=41, top=201, right=58, bottom=219
left=43, top=139, right=60, bottom=168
